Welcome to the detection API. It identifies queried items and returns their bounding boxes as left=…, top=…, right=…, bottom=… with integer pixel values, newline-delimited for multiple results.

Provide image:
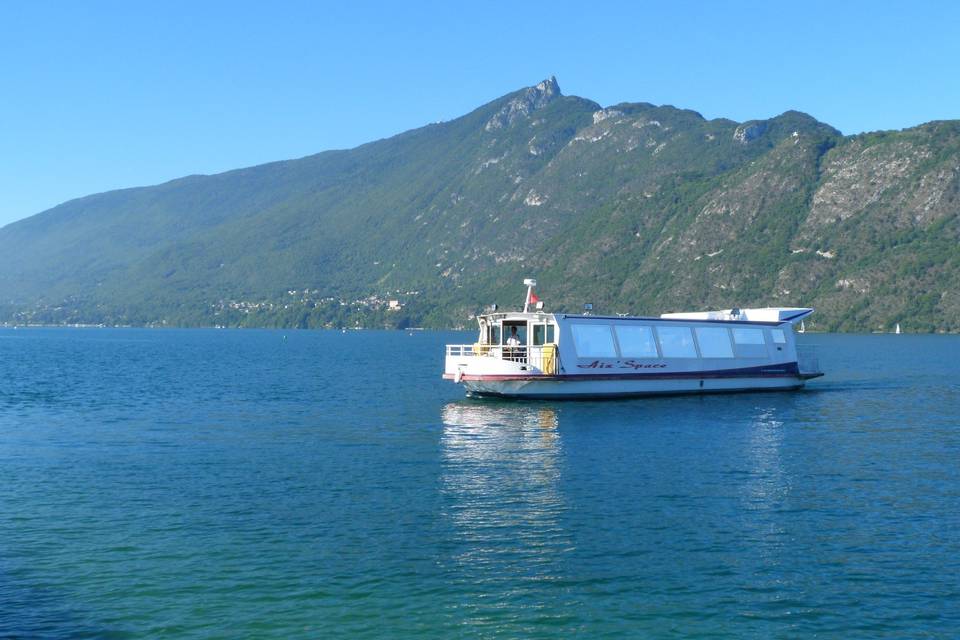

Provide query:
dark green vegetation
left=2, top=78, right=958, bottom=331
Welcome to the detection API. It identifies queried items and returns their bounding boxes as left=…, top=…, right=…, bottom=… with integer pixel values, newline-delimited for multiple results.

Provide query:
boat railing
left=445, top=344, right=559, bottom=374
left=797, top=345, right=821, bottom=376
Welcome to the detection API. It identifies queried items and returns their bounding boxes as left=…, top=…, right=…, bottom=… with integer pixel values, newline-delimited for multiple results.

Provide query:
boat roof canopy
left=660, top=307, right=814, bottom=324
left=478, top=311, right=555, bottom=324
left=477, top=307, right=814, bottom=326
left=480, top=278, right=814, bottom=327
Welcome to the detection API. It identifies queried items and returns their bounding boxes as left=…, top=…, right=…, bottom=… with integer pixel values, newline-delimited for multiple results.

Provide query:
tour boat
left=443, top=279, right=823, bottom=399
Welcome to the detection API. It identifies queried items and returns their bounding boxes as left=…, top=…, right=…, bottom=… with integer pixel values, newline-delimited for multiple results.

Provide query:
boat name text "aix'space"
left=577, top=360, right=669, bottom=370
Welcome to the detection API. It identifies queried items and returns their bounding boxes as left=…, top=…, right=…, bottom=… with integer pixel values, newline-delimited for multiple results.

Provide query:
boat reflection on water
left=441, top=401, right=560, bottom=450
left=438, top=401, right=572, bottom=618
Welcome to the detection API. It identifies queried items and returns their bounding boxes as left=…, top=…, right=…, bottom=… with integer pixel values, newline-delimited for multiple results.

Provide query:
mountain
left=1, top=77, right=958, bottom=331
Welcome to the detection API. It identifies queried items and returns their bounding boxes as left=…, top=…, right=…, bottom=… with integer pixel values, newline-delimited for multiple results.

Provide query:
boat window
left=771, top=329, right=787, bottom=344
left=696, top=327, right=733, bottom=358
left=732, top=327, right=767, bottom=358
left=533, top=324, right=546, bottom=346
left=533, top=324, right=557, bottom=345
left=489, top=325, right=501, bottom=345
left=503, top=324, right=526, bottom=345
left=732, top=328, right=765, bottom=344
left=614, top=325, right=658, bottom=357
left=695, top=327, right=734, bottom=358
left=656, top=326, right=698, bottom=358
left=570, top=324, right=618, bottom=358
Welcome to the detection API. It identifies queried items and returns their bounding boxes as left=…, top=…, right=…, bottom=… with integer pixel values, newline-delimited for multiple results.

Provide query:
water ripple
left=1, top=330, right=959, bottom=637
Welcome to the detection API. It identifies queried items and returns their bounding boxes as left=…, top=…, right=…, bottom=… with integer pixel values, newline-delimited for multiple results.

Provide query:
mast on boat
left=522, top=278, right=542, bottom=313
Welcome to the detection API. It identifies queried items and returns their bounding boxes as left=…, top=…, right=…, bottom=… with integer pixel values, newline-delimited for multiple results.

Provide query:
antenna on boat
left=523, top=278, right=537, bottom=312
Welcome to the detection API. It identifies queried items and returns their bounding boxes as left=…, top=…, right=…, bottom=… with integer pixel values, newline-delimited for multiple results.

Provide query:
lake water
left=1, top=328, right=958, bottom=638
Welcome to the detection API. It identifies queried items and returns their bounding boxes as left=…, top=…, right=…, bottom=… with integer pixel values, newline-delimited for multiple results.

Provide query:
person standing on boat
left=506, top=326, right=522, bottom=362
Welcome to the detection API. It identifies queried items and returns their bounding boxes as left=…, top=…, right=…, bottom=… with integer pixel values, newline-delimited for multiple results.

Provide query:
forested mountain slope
left=1, top=78, right=957, bottom=331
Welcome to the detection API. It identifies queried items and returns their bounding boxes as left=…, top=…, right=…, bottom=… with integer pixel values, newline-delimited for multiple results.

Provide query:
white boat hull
left=462, top=375, right=808, bottom=399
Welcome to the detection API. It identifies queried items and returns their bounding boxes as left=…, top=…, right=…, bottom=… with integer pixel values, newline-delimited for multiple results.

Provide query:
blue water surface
left=1, top=328, right=958, bottom=638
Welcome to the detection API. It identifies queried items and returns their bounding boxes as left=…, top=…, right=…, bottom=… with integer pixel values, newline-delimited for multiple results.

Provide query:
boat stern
left=444, top=344, right=550, bottom=383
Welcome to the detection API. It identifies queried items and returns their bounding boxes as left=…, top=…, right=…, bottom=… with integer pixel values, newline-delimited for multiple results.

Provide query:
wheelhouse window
left=656, top=326, right=698, bottom=358
left=614, top=325, right=658, bottom=357
left=503, top=323, right=526, bottom=345
left=532, top=324, right=555, bottom=345
left=695, top=327, right=734, bottom=358
left=570, top=324, right=617, bottom=358
left=732, top=327, right=767, bottom=358
left=771, top=329, right=787, bottom=344
left=533, top=324, right=546, bottom=346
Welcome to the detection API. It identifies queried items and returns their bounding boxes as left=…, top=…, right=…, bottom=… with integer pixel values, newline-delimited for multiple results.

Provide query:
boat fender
left=455, top=368, right=464, bottom=384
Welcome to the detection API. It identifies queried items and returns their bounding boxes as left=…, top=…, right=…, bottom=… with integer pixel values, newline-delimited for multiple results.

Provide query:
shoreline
left=1, top=323, right=954, bottom=335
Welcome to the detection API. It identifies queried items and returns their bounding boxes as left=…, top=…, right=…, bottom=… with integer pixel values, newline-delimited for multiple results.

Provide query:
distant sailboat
left=895, top=323, right=901, bottom=334
left=798, top=320, right=806, bottom=334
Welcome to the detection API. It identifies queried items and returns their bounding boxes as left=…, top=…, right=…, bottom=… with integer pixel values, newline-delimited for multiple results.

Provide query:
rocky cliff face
left=484, top=76, right=561, bottom=131
left=0, top=79, right=957, bottom=331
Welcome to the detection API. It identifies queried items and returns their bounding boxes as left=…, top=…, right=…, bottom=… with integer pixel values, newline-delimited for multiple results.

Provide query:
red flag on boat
left=529, top=291, right=540, bottom=304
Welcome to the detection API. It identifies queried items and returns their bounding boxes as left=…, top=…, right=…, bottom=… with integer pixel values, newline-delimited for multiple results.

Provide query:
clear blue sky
left=1, top=0, right=957, bottom=227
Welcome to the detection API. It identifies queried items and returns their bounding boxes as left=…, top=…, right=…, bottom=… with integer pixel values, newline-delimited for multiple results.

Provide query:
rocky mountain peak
left=485, top=76, right=562, bottom=131
left=535, top=75, right=561, bottom=98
